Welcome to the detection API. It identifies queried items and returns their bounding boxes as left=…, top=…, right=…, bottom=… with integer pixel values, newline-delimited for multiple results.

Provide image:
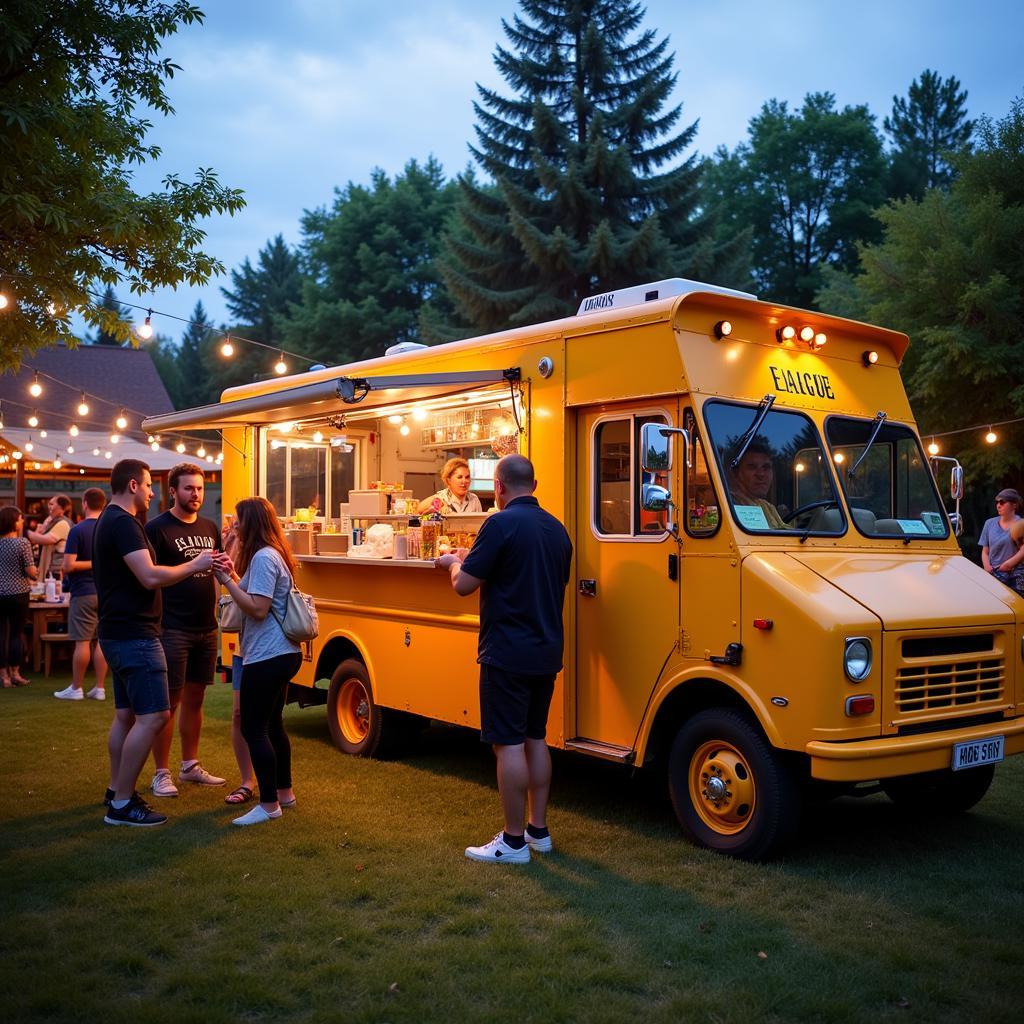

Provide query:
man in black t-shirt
left=145, top=463, right=225, bottom=797
left=95, top=459, right=222, bottom=827
left=436, top=454, right=573, bottom=864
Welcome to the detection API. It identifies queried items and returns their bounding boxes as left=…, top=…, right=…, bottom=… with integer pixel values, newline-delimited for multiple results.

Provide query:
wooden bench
left=40, top=633, right=74, bottom=677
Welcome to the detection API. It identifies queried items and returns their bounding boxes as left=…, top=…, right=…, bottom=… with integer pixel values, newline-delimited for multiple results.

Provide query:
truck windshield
left=825, top=417, right=950, bottom=539
left=704, top=401, right=844, bottom=535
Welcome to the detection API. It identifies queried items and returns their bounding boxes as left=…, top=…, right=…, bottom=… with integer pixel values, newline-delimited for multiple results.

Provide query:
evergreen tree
left=174, top=301, right=214, bottom=407
left=221, top=234, right=304, bottom=345
left=704, top=93, right=887, bottom=308
left=439, top=0, right=746, bottom=333
left=885, top=69, right=974, bottom=199
left=282, top=158, right=460, bottom=363
left=90, top=285, right=128, bottom=345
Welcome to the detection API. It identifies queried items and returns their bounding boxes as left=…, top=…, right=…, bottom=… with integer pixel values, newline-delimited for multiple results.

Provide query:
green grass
left=2, top=673, right=1023, bottom=1024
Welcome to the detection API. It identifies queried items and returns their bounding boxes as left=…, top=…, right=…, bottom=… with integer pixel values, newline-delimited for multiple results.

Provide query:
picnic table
left=28, top=595, right=70, bottom=672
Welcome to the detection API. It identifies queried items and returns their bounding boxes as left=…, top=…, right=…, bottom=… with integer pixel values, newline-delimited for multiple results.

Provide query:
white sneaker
left=85, top=687, right=105, bottom=701
left=179, top=762, right=226, bottom=787
left=524, top=829, right=553, bottom=853
left=53, top=686, right=84, bottom=701
left=465, top=832, right=531, bottom=864
left=151, top=769, right=179, bottom=798
left=232, top=805, right=282, bottom=827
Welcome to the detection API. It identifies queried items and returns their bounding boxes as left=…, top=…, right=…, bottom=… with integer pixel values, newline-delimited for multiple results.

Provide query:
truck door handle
left=579, top=579, right=597, bottom=597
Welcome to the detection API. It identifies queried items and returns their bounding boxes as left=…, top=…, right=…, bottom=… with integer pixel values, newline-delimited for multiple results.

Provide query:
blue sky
left=119, top=0, right=1023, bottom=341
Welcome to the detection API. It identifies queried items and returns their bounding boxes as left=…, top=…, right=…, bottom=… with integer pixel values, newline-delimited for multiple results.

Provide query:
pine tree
left=885, top=69, right=974, bottom=199
left=221, top=234, right=304, bottom=344
left=439, top=0, right=746, bottom=333
left=90, top=285, right=128, bottom=345
left=175, top=301, right=213, bottom=407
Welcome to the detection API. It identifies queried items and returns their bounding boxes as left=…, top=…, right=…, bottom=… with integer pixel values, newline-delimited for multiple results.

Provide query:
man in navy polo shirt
left=436, top=454, right=572, bottom=863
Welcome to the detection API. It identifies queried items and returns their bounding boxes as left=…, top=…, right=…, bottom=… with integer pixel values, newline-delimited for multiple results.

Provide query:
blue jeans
left=100, top=637, right=170, bottom=715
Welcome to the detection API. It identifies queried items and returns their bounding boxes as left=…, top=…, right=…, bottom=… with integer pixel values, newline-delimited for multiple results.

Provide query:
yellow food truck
left=144, top=278, right=1024, bottom=859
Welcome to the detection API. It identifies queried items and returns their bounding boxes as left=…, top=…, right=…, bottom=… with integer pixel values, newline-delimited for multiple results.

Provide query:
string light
left=77, top=393, right=90, bottom=417
left=220, top=336, right=234, bottom=358
left=985, top=428, right=997, bottom=445
left=274, top=354, right=288, bottom=375
left=28, top=411, right=38, bottom=427
left=25, top=437, right=34, bottom=452
left=176, top=441, right=186, bottom=454
left=399, top=418, right=411, bottom=437
left=927, top=439, right=940, bottom=456
left=110, top=433, right=120, bottom=444
left=92, top=447, right=100, bottom=456
left=116, top=409, right=128, bottom=430
left=196, top=445, right=206, bottom=458
left=12, top=450, right=23, bottom=460
left=0, top=292, right=9, bottom=310
left=67, top=444, right=75, bottom=454
left=137, top=310, right=153, bottom=340
left=150, top=440, right=160, bottom=451
left=29, top=372, right=42, bottom=397
left=53, top=456, right=62, bottom=470
left=69, top=424, right=79, bottom=437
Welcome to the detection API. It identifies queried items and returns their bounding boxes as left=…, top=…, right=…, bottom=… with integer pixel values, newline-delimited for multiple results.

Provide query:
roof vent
left=577, top=278, right=757, bottom=316
left=385, top=342, right=429, bottom=356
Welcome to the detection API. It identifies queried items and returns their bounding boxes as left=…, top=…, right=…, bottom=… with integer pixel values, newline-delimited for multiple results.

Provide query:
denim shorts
left=100, top=637, right=170, bottom=715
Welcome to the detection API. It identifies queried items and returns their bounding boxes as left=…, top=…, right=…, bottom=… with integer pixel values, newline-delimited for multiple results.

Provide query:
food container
left=348, top=489, right=388, bottom=515
left=284, top=529, right=312, bottom=555
left=421, top=519, right=440, bottom=559
left=315, top=533, right=349, bottom=555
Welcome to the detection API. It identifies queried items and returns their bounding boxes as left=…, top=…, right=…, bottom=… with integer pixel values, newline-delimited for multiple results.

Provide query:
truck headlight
left=844, top=637, right=872, bottom=682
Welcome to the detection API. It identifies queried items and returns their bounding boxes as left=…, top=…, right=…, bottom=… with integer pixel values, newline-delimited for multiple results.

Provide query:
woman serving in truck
left=418, top=458, right=483, bottom=515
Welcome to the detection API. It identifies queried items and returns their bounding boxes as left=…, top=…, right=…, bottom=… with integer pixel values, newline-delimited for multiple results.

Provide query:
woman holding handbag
left=216, top=497, right=302, bottom=826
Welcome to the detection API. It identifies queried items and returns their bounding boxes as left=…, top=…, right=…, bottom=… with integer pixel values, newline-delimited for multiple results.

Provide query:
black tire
left=326, top=659, right=402, bottom=758
left=668, top=708, right=801, bottom=861
left=881, top=764, right=995, bottom=815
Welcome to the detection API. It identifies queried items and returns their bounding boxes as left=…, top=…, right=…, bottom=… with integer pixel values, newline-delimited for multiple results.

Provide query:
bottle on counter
left=54, top=571, right=63, bottom=601
left=406, top=517, right=422, bottom=559
left=421, top=516, right=441, bottom=560
left=45, top=572, right=56, bottom=602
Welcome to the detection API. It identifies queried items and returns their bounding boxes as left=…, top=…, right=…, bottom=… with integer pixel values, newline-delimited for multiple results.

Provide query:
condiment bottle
left=406, top=517, right=422, bottom=559
left=45, top=572, right=56, bottom=602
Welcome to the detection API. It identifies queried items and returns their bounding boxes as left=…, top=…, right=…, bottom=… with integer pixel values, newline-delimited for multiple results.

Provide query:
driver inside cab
left=728, top=442, right=791, bottom=531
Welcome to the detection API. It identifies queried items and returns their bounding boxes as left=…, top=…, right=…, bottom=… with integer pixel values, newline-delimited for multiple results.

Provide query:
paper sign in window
left=735, top=505, right=771, bottom=530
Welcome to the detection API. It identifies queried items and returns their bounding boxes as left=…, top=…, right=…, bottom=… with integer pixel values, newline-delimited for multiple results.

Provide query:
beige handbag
left=270, top=580, right=319, bottom=643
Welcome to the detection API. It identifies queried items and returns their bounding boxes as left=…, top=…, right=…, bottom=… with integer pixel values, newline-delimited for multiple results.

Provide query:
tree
left=282, top=158, right=460, bottom=363
left=0, top=1, right=245, bottom=370
left=704, top=93, right=887, bottom=308
left=221, top=234, right=304, bottom=346
left=172, top=301, right=215, bottom=408
left=439, top=0, right=748, bottom=333
left=90, top=285, right=129, bottom=346
left=885, top=69, right=974, bottom=199
left=816, top=97, right=1024, bottom=533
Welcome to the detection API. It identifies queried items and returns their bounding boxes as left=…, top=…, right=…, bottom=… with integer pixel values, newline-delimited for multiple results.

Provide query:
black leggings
left=239, top=652, right=302, bottom=804
left=0, top=592, right=29, bottom=668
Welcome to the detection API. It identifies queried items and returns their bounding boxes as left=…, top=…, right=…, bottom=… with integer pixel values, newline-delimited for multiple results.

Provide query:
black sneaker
left=104, top=788, right=115, bottom=807
left=103, top=792, right=167, bottom=827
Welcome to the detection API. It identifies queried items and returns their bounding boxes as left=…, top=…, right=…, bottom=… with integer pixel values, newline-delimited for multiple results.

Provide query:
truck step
left=564, top=738, right=635, bottom=763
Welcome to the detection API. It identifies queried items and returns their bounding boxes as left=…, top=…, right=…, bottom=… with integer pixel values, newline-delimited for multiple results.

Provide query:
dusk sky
left=116, top=0, right=1023, bottom=342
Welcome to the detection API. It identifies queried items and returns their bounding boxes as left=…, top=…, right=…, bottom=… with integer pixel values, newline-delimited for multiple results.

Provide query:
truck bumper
left=805, top=718, right=1024, bottom=781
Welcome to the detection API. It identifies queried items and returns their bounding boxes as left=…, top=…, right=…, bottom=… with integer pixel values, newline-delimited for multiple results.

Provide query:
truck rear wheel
left=881, top=764, right=995, bottom=815
left=668, top=708, right=800, bottom=860
left=327, top=659, right=395, bottom=758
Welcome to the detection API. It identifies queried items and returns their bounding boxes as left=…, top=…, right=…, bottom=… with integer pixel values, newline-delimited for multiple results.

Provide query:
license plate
left=951, top=736, right=1004, bottom=771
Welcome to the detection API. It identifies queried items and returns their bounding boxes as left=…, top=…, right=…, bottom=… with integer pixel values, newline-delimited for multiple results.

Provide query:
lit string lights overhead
left=923, top=415, right=1024, bottom=455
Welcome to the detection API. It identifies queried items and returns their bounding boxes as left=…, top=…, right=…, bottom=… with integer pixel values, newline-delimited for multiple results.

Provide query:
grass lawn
left=2, top=671, right=1023, bottom=1024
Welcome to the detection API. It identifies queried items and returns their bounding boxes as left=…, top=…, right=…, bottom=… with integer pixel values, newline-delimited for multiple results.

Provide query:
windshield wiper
left=848, top=411, right=887, bottom=479
left=729, top=394, right=776, bottom=470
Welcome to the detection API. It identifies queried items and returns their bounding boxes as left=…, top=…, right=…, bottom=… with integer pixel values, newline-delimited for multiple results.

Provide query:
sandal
left=224, top=785, right=254, bottom=805
left=10, top=674, right=30, bottom=687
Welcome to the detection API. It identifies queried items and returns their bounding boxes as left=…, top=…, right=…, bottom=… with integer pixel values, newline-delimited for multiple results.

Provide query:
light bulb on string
left=29, top=372, right=42, bottom=397
left=176, top=441, right=186, bottom=454
left=274, top=354, right=288, bottom=375
left=77, top=393, right=90, bottom=417
left=53, top=457, right=62, bottom=470
left=399, top=418, right=411, bottom=437
left=137, top=310, right=153, bottom=340
left=0, top=292, right=9, bottom=310
left=69, top=424, right=79, bottom=437
left=985, top=427, right=998, bottom=445
left=927, top=439, right=940, bottom=456
left=150, top=441, right=160, bottom=452
left=66, top=444, right=75, bottom=454
left=12, top=450, right=23, bottom=460
left=28, top=411, right=38, bottom=428
left=110, top=433, right=120, bottom=444
left=25, top=437, right=34, bottom=452
left=205, top=454, right=214, bottom=463
left=116, top=409, right=128, bottom=430
left=40, top=430, right=47, bottom=438
left=196, top=446, right=206, bottom=458
left=92, top=447, right=100, bottom=456
left=220, top=336, right=234, bottom=358
left=104, top=451, right=112, bottom=460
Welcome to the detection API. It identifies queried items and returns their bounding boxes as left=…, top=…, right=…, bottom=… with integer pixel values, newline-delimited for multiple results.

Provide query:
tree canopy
left=0, top=0, right=244, bottom=370
left=440, top=0, right=748, bottom=333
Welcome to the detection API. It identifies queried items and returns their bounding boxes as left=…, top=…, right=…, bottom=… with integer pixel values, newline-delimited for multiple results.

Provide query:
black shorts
left=479, top=663, right=556, bottom=746
left=161, top=628, right=218, bottom=690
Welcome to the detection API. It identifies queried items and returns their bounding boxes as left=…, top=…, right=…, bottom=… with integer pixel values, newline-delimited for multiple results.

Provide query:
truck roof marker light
left=812, top=332, right=827, bottom=349
left=752, top=618, right=773, bottom=631
left=845, top=695, right=875, bottom=716
left=775, top=325, right=796, bottom=343
left=713, top=320, right=732, bottom=339
left=798, top=325, right=815, bottom=343
left=862, top=349, right=878, bottom=366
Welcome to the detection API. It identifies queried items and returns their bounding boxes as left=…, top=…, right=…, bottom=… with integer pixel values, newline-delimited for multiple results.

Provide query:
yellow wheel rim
left=688, top=739, right=757, bottom=835
left=337, top=677, right=370, bottom=745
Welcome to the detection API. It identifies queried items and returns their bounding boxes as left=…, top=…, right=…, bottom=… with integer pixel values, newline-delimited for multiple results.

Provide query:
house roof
left=0, top=343, right=174, bottom=437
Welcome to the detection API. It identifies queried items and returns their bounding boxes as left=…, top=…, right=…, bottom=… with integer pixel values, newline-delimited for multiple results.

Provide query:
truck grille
left=895, top=654, right=1004, bottom=714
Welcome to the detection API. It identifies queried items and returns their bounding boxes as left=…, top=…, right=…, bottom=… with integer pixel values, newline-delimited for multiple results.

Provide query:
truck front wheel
left=881, top=764, right=995, bottom=815
left=668, top=708, right=800, bottom=860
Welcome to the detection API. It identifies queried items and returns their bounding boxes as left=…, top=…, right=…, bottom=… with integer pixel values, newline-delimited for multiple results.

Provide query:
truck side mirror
left=950, top=465, right=964, bottom=501
left=641, top=483, right=671, bottom=512
left=641, top=422, right=671, bottom=472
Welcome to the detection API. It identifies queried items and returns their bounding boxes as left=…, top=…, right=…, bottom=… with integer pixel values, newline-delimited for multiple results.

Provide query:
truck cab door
left=573, top=402, right=681, bottom=750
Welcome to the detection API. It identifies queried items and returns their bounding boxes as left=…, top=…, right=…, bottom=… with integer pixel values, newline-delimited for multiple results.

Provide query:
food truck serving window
left=825, top=416, right=949, bottom=539
left=594, top=412, right=671, bottom=537
left=705, top=400, right=845, bottom=536
left=263, top=434, right=358, bottom=517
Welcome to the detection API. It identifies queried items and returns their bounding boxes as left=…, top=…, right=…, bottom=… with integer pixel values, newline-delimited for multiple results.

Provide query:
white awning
left=141, top=369, right=520, bottom=433
left=0, top=428, right=191, bottom=471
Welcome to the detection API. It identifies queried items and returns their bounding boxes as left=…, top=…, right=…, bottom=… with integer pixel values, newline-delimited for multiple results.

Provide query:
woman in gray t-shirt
left=979, top=488, right=1024, bottom=596
left=217, top=497, right=303, bottom=826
